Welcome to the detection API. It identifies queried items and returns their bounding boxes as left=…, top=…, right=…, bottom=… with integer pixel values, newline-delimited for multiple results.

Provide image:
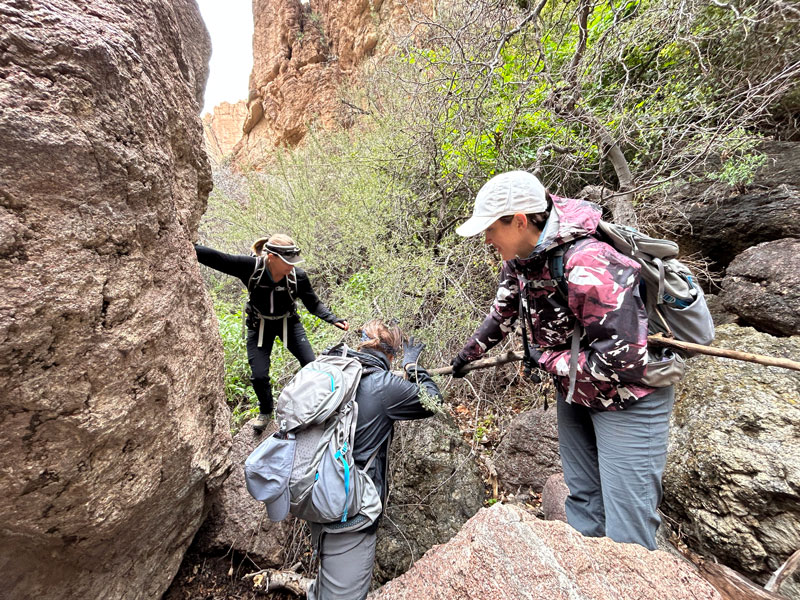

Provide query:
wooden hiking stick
left=646, top=334, right=800, bottom=372
left=399, top=336, right=800, bottom=377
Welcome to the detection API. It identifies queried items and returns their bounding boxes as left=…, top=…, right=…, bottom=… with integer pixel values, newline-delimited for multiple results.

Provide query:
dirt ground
left=164, top=545, right=298, bottom=600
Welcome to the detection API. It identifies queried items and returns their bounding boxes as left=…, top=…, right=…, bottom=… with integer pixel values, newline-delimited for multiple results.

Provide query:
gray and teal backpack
left=244, top=348, right=382, bottom=532
left=529, top=221, right=715, bottom=399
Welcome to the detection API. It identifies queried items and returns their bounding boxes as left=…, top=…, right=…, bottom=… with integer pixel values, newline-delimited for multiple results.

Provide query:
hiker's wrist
left=530, top=347, right=543, bottom=364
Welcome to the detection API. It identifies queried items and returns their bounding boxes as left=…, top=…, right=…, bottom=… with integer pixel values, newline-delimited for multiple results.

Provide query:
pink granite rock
left=370, top=503, right=722, bottom=600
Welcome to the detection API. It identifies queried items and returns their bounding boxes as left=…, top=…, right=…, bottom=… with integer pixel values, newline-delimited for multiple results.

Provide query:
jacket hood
left=325, top=343, right=390, bottom=371
left=515, top=196, right=602, bottom=265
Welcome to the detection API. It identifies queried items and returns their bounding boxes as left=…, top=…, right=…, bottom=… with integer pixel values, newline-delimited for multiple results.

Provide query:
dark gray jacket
left=324, top=345, right=442, bottom=510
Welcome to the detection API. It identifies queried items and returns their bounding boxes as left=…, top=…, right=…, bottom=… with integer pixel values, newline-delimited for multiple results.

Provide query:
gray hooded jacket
left=324, top=345, right=442, bottom=509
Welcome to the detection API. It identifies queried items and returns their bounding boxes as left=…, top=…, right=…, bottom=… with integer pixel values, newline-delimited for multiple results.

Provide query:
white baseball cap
left=456, top=171, right=547, bottom=237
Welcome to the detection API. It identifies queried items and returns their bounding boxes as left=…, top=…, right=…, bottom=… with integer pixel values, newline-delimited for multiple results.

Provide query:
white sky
left=196, top=0, right=254, bottom=115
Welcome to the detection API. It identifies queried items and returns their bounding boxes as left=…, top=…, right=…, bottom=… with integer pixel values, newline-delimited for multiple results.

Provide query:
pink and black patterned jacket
left=457, top=196, right=654, bottom=410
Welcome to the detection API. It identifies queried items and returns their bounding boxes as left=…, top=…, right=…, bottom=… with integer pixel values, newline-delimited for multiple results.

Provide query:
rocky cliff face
left=234, top=0, right=432, bottom=163
left=203, top=100, right=249, bottom=162
left=656, top=141, right=800, bottom=270
left=0, top=2, right=231, bottom=599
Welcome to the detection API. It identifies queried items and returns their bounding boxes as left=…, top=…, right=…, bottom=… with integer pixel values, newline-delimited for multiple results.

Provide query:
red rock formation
left=235, top=0, right=432, bottom=164
left=203, top=100, right=249, bottom=162
left=0, top=1, right=231, bottom=599
left=371, top=503, right=722, bottom=600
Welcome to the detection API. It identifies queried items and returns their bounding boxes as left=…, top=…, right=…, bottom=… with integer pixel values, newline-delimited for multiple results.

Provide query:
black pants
left=246, top=316, right=316, bottom=414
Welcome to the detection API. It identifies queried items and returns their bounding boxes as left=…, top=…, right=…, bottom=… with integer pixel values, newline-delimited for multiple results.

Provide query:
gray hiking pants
left=557, top=385, right=675, bottom=550
left=307, top=524, right=377, bottom=600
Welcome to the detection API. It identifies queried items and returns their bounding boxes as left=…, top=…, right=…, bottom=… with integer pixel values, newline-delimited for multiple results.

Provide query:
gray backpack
left=244, top=350, right=382, bottom=532
left=544, top=221, right=715, bottom=398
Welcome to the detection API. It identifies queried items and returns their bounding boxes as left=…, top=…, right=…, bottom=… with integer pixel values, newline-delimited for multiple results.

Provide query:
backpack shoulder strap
left=516, top=272, right=541, bottom=385
left=287, top=267, right=298, bottom=299
left=547, top=238, right=592, bottom=405
left=548, top=247, right=570, bottom=301
left=547, top=237, right=596, bottom=301
left=248, top=255, right=267, bottom=294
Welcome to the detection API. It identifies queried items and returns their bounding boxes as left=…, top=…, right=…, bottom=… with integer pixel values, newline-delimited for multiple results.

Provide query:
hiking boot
left=252, top=413, right=271, bottom=432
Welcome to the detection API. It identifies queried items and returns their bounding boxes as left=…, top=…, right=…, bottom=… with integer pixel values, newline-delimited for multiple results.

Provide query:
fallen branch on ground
left=694, top=559, right=788, bottom=600
left=243, top=568, right=313, bottom=596
left=765, top=548, right=800, bottom=594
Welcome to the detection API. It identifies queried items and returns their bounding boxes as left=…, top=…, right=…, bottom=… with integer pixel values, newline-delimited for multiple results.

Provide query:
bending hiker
left=248, top=319, right=442, bottom=599
left=194, top=234, right=348, bottom=431
left=307, top=320, right=442, bottom=599
left=450, top=171, right=673, bottom=550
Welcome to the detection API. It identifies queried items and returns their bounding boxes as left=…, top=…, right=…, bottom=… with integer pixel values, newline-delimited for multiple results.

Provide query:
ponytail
left=252, top=233, right=296, bottom=256
left=252, top=237, right=269, bottom=256
left=357, top=319, right=403, bottom=359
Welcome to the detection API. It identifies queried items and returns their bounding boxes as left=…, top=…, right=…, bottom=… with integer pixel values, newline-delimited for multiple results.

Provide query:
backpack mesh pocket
left=310, top=439, right=360, bottom=523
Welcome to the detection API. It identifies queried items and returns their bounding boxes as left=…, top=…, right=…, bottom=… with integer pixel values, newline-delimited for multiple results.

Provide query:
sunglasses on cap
left=265, top=242, right=301, bottom=257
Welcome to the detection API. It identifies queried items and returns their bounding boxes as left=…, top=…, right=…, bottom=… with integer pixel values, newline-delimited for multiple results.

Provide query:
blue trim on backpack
left=307, top=368, right=335, bottom=392
left=335, top=445, right=351, bottom=522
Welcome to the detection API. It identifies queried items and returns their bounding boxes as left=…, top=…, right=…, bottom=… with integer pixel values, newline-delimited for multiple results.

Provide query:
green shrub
left=198, top=0, right=798, bottom=432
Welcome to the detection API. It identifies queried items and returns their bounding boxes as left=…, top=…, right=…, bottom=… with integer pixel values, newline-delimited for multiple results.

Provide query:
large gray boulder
left=719, top=238, right=800, bottom=336
left=375, top=415, right=485, bottom=583
left=0, top=2, right=231, bottom=599
left=194, top=421, right=295, bottom=567
left=663, top=324, right=800, bottom=588
left=656, top=141, right=800, bottom=269
left=370, top=503, right=722, bottom=600
left=493, top=407, right=561, bottom=495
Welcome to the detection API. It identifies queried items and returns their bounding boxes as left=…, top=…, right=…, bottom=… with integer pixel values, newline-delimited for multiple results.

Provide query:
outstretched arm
left=295, top=270, right=343, bottom=326
left=384, top=366, right=443, bottom=420
left=194, top=244, right=256, bottom=280
left=456, top=262, right=520, bottom=363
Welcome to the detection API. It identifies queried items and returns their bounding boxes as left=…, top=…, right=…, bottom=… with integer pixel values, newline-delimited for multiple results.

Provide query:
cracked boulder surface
left=719, top=238, right=800, bottom=336
left=663, top=324, right=800, bottom=592
left=0, top=2, right=231, bottom=599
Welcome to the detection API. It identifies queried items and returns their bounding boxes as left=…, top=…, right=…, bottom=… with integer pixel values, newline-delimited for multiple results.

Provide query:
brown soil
left=164, top=545, right=297, bottom=600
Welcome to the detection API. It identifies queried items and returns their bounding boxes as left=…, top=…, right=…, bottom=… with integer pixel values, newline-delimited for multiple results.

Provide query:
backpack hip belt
left=249, top=307, right=292, bottom=348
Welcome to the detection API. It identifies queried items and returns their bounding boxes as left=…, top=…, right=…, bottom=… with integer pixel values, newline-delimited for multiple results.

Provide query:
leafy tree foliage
left=200, top=0, right=798, bottom=422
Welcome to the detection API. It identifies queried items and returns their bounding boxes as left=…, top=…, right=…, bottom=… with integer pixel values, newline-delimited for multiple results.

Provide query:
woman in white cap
left=450, top=171, right=673, bottom=551
left=195, top=234, right=348, bottom=431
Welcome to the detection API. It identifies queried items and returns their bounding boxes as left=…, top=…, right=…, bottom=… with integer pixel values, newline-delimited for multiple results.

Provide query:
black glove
left=528, top=347, right=543, bottom=365
left=403, top=336, right=425, bottom=369
left=450, top=353, right=470, bottom=378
